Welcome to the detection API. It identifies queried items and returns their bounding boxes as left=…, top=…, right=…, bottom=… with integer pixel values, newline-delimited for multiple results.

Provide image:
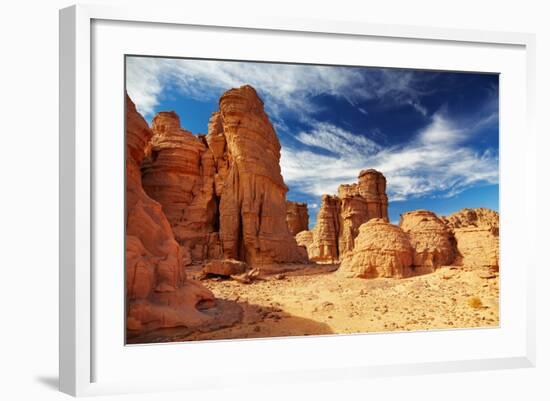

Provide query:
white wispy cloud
left=280, top=111, right=498, bottom=201
left=295, top=122, right=381, bottom=157
left=126, top=56, right=497, bottom=203
left=125, top=57, right=430, bottom=123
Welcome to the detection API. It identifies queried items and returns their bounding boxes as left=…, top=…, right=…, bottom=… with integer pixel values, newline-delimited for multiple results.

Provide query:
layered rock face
left=339, top=219, right=414, bottom=278
left=125, top=94, right=215, bottom=335
left=306, top=195, right=341, bottom=263
left=443, top=208, right=499, bottom=270
left=141, top=111, right=221, bottom=262
left=215, top=86, right=307, bottom=265
left=301, top=169, right=389, bottom=263
left=400, top=210, right=456, bottom=268
left=140, top=85, right=305, bottom=267
left=286, top=201, right=309, bottom=236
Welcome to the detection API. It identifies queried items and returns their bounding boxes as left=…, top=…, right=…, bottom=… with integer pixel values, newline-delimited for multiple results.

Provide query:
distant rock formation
left=295, top=230, right=314, bottom=254
left=299, top=169, right=388, bottom=262
left=286, top=201, right=309, bottom=236
left=125, top=94, right=216, bottom=335
left=400, top=210, right=456, bottom=269
left=338, top=169, right=388, bottom=256
left=443, top=208, right=499, bottom=270
left=140, top=85, right=306, bottom=267
left=339, top=219, right=414, bottom=278
left=306, top=195, right=341, bottom=263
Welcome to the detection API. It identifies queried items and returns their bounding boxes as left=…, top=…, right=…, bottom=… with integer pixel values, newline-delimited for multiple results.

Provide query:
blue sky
left=126, top=56, right=499, bottom=228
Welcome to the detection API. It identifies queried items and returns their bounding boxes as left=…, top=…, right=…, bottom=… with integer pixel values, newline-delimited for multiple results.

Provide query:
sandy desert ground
left=129, top=263, right=499, bottom=343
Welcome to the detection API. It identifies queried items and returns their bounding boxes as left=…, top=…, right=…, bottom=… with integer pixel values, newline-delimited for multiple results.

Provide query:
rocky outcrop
left=306, top=195, right=341, bottom=263
left=141, top=111, right=221, bottom=262
left=302, top=169, right=388, bottom=262
left=339, top=219, right=414, bottom=278
left=140, top=85, right=305, bottom=267
left=286, top=201, right=309, bottom=236
left=125, top=94, right=216, bottom=335
left=338, top=169, right=388, bottom=256
left=443, top=208, right=499, bottom=270
left=400, top=210, right=456, bottom=268
left=214, top=85, right=307, bottom=266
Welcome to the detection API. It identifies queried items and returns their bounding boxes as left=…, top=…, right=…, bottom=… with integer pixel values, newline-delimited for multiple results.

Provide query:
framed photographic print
left=59, top=4, right=536, bottom=397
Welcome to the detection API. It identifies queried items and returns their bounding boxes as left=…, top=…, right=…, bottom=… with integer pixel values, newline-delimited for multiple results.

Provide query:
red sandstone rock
left=400, top=210, right=456, bottom=268
left=307, top=195, right=341, bottom=263
left=302, top=169, right=388, bottom=262
left=202, top=259, right=249, bottom=277
left=215, top=85, right=307, bottom=266
left=141, top=111, right=220, bottom=262
left=125, top=94, right=215, bottom=335
left=137, top=85, right=306, bottom=268
left=286, top=201, right=309, bottom=236
left=443, top=208, right=499, bottom=270
left=339, top=219, right=414, bottom=278
left=338, top=169, right=388, bottom=256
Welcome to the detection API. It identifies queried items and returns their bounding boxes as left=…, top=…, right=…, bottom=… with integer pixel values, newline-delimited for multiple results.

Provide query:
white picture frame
left=59, top=4, right=536, bottom=397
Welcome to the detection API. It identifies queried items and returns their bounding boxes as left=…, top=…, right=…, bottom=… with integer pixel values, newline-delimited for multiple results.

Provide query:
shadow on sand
left=127, top=298, right=334, bottom=344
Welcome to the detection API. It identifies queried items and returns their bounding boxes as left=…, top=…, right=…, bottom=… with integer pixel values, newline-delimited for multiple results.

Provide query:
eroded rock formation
left=400, top=210, right=456, bottom=269
left=286, top=201, right=309, bottom=236
left=338, top=169, right=388, bottom=256
left=140, top=85, right=305, bottom=267
left=125, top=94, right=216, bottom=335
left=141, top=111, right=221, bottom=262
left=443, top=208, right=499, bottom=270
left=302, top=169, right=389, bottom=262
left=215, top=86, right=307, bottom=265
left=339, top=219, right=414, bottom=278
left=305, top=195, right=341, bottom=263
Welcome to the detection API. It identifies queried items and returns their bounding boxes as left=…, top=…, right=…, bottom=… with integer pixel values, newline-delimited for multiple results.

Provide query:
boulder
left=400, top=210, right=456, bottom=268
left=202, top=259, right=249, bottom=277
left=339, top=219, right=414, bottom=278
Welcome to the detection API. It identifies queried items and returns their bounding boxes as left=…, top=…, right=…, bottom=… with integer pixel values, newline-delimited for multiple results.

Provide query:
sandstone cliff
left=141, top=111, right=221, bottom=262
left=286, top=201, right=309, bottom=236
left=215, top=85, right=307, bottom=265
left=339, top=219, right=414, bottom=278
left=400, top=210, right=456, bottom=269
left=139, top=85, right=305, bottom=267
left=443, top=208, right=499, bottom=270
left=125, top=94, right=216, bottom=336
